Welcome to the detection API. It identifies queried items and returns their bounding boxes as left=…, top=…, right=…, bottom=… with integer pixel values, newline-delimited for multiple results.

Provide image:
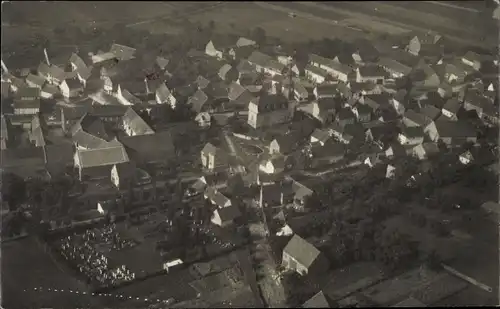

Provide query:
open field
left=1, top=237, right=99, bottom=309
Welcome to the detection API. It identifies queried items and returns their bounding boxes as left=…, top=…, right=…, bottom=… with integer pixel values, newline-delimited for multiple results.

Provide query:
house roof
left=312, top=140, right=345, bottom=158
left=435, top=120, right=476, bottom=138
left=156, top=56, right=170, bottom=70
left=64, top=78, right=82, bottom=90
left=90, top=104, right=129, bottom=118
left=48, top=65, right=66, bottom=81
left=315, top=84, right=338, bottom=97
left=76, top=140, right=129, bottom=168
left=205, top=82, right=229, bottom=100
left=400, top=125, right=424, bottom=138
left=25, top=73, right=46, bottom=87
left=265, top=59, right=285, bottom=72
left=404, top=109, right=432, bottom=127
left=442, top=98, right=461, bottom=114
left=215, top=205, right=241, bottom=222
left=419, top=104, right=441, bottom=120
left=293, top=181, right=314, bottom=200
left=305, top=64, right=329, bottom=77
left=73, top=114, right=112, bottom=141
left=329, top=61, right=353, bottom=75
left=378, top=58, right=412, bottom=75
left=119, top=130, right=175, bottom=162
left=358, top=65, right=387, bottom=78
left=236, top=60, right=255, bottom=74
left=13, top=99, right=40, bottom=110
left=337, top=108, right=356, bottom=120
left=364, top=93, right=391, bottom=110
left=1, top=147, right=46, bottom=168
left=283, top=234, right=322, bottom=269
left=462, top=51, right=482, bottom=64
left=228, top=82, right=246, bottom=101
left=16, top=87, right=40, bottom=99
left=481, top=201, right=500, bottom=216
left=231, top=45, right=255, bottom=60
left=69, top=53, right=88, bottom=70
left=195, top=75, right=210, bottom=89
left=156, top=83, right=174, bottom=103
left=236, top=37, right=256, bottom=47
left=392, top=296, right=427, bottom=307
left=44, top=143, right=74, bottom=167
left=41, top=83, right=59, bottom=95
left=37, top=62, right=51, bottom=77
left=309, top=53, right=332, bottom=67
left=188, top=89, right=209, bottom=113
left=122, top=107, right=154, bottom=135
left=302, top=291, right=331, bottom=308
left=212, top=191, right=231, bottom=207
left=311, top=128, right=331, bottom=144
left=109, top=43, right=136, bottom=60
left=248, top=50, right=272, bottom=67
left=218, top=64, right=235, bottom=80
left=113, top=161, right=136, bottom=180
left=202, top=142, right=217, bottom=155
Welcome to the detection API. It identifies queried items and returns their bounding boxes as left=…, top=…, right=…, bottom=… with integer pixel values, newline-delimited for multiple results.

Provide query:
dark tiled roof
left=119, top=131, right=175, bottom=162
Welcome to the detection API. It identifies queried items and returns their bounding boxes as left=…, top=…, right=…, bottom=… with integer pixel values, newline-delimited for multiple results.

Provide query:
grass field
left=1, top=237, right=99, bottom=309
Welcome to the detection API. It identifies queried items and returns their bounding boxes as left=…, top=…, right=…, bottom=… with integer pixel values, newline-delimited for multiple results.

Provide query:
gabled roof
left=109, top=43, right=136, bottom=61
left=155, top=83, right=174, bottom=103
left=37, top=62, right=51, bottom=77
left=119, top=131, right=175, bottom=162
left=188, top=89, right=209, bottom=113
left=64, top=78, right=82, bottom=90
left=218, top=64, right=236, bottom=81
left=113, top=161, right=136, bottom=180
left=292, top=181, right=314, bottom=200
left=122, top=107, right=154, bottom=135
left=309, top=53, right=332, bottom=67
left=442, top=97, right=461, bottom=114
left=228, top=82, right=246, bottom=101
left=215, top=205, right=241, bottom=222
left=13, top=99, right=40, bottom=110
left=73, top=114, right=112, bottom=141
left=155, top=56, right=170, bottom=70
left=231, top=89, right=254, bottom=107
left=305, top=64, right=329, bottom=77
left=76, top=139, right=129, bottom=168
left=195, top=75, right=210, bottom=89
left=236, top=59, right=255, bottom=74
left=378, top=57, right=411, bottom=75
left=69, top=53, right=88, bottom=70
left=358, top=65, right=387, bottom=78
left=16, top=87, right=40, bottom=99
left=435, top=120, right=476, bottom=138
left=311, top=128, right=331, bottom=144
left=202, top=142, right=217, bottom=155
left=462, top=51, right=482, bottom=64
left=403, top=109, right=433, bottom=127
left=1, top=147, right=46, bottom=168
left=315, top=84, right=339, bottom=97
left=312, top=140, right=345, bottom=158
left=265, top=59, right=286, bottom=72
left=302, top=291, right=331, bottom=308
left=247, top=51, right=272, bottom=67
left=25, top=73, right=46, bottom=87
left=44, top=143, right=74, bottom=167
left=419, top=104, right=441, bottom=120
left=283, top=234, right=322, bottom=269
left=236, top=37, right=256, bottom=47
left=400, top=125, right=424, bottom=138
left=48, top=65, right=66, bottom=81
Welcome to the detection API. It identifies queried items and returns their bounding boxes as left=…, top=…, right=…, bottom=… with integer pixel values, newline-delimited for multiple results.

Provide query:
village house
left=336, top=108, right=356, bottom=127
left=228, top=45, right=255, bottom=61
left=25, top=73, right=46, bottom=89
left=211, top=206, right=241, bottom=227
left=441, top=97, right=461, bottom=120
left=310, top=140, right=345, bottom=168
left=310, top=128, right=333, bottom=146
left=282, top=234, right=329, bottom=276
left=121, top=107, right=154, bottom=137
left=412, top=63, right=441, bottom=88
left=463, top=90, right=495, bottom=119
left=440, top=61, right=470, bottom=85
left=305, top=64, right=329, bottom=84
left=74, top=139, right=130, bottom=180
left=201, top=142, right=227, bottom=171
left=313, top=84, right=338, bottom=100
left=356, top=66, right=387, bottom=84
left=402, top=109, right=438, bottom=141
left=247, top=94, right=290, bottom=129
left=59, top=78, right=84, bottom=98
left=188, top=89, right=209, bottom=114
left=205, top=38, right=232, bottom=59
left=155, top=83, right=177, bottom=109
left=434, top=119, right=477, bottom=147
left=461, top=51, right=484, bottom=71
left=308, top=53, right=333, bottom=70
left=390, top=89, right=408, bottom=115
left=360, top=93, right=392, bottom=113
left=282, top=79, right=309, bottom=102
left=118, top=131, right=175, bottom=166
left=40, top=84, right=59, bottom=99
left=420, top=104, right=441, bottom=121
left=352, top=104, right=373, bottom=123
left=247, top=50, right=273, bottom=73
left=195, top=75, right=210, bottom=90
left=218, top=63, right=239, bottom=82
left=378, top=57, right=412, bottom=79
left=292, top=181, right=314, bottom=211
left=110, top=161, right=137, bottom=189
left=259, top=155, right=286, bottom=174
left=302, top=291, right=333, bottom=308
left=13, top=99, right=40, bottom=116
left=386, top=164, right=396, bottom=179
left=109, top=43, right=136, bottom=61
left=325, top=61, right=352, bottom=83
left=263, top=60, right=286, bottom=77
left=71, top=114, right=114, bottom=149
left=405, top=33, right=443, bottom=56
left=270, top=134, right=297, bottom=156
left=204, top=187, right=232, bottom=208
left=398, top=126, right=425, bottom=146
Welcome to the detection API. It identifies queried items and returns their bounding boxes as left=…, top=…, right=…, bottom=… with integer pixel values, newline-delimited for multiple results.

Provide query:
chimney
left=144, top=78, right=150, bottom=94
left=44, top=48, right=51, bottom=66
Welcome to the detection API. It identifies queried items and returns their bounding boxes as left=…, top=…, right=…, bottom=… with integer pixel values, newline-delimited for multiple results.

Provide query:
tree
left=251, top=27, right=266, bottom=45
left=1, top=172, right=26, bottom=210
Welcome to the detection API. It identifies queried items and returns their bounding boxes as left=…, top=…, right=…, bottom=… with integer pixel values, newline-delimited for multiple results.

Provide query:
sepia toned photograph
left=1, top=1, right=499, bottom=308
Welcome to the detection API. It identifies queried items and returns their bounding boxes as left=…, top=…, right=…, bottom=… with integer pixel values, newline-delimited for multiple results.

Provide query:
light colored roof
left=236, top=37, right=256, bottom=47
left=156, top=56, right=169, bottom=70
left=122, top=107, right=154, bottom=136
left=155, top=83, right=173, bottom=103
left=25, top=73, right=46, bottom=87
left=214, top=205, right=241, bottom=222
left=283, top=234, right=322, bottom=269
left=188, top=89, right=209, bottom=113
left=305, top=64, right=329, bottom=77
left=392, top=296, right=427, bottom=307
left=309, top=53, right=332, bottom=67
left=202, top=142, right=217, bottom=155
left=247, top=51, right=272, bottom=67
left=76, top=140, right=129, bottom=168
left=302, top=291, right=331, bottom=308
left=378, top=57, right=412, bottom=75
left=228, top=82, right=246, bottom=101
left=109, top=43, right=136, bottom=61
